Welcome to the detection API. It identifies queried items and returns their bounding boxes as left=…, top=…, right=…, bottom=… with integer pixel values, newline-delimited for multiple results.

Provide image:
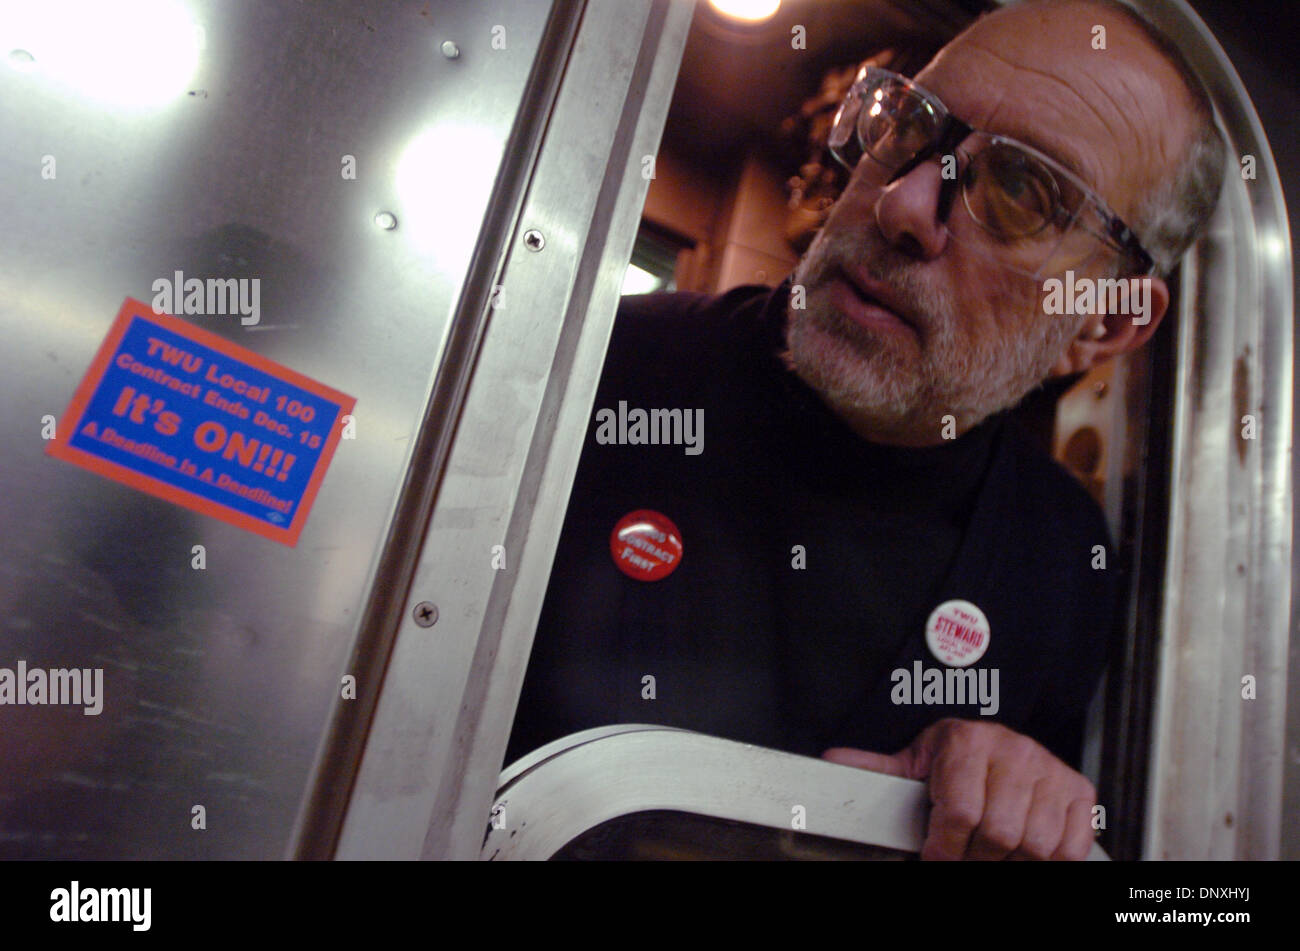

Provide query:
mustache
left=808, top=230, right=941, bottom=332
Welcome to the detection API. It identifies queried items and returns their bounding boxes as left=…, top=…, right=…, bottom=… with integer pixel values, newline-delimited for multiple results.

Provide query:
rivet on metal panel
left=523, top=229, right=545, bottom=252
left=412, top=601, right=439, bottom=627
left=374, top=211, right=398, bottom=231
left=440, top=41, right=460, bottom=59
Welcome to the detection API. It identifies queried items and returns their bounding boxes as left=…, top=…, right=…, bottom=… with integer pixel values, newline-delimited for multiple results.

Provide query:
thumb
left=821, top=746, right=913, bottom=779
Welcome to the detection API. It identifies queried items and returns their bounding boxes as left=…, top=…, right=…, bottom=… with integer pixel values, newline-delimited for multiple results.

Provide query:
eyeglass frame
left=829, top=66, right=1155, bottom=277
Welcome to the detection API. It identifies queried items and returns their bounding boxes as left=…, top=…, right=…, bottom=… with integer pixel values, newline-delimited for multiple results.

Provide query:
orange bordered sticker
left=46, top=297, right=355, bottom=547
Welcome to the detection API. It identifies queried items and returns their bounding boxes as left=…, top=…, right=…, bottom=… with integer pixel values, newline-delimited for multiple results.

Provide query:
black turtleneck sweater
left=506, top=280, right=1119, bottom=768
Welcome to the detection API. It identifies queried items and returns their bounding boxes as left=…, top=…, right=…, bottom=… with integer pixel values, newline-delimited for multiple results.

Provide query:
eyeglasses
left=827, top=66, right=1154, bottom=279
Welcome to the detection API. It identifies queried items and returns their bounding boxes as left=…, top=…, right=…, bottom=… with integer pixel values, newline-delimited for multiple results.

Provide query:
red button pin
left=610, top=510, right=683, bottom=581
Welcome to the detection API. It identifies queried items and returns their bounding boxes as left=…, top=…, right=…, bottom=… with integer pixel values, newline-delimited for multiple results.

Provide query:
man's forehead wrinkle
left=936, top=42, right=1108, bottom=185
left=1081, top=60, right=1190, bottom=216
left=1073, top=69, right=1142, bottom=184
left=1111, top=67, right=1182, bottom=163
left=1086, top=75, right=1159, bottom=214
left=1085, top=67, right=1162, bottom=159
left=977, top=91, right=1095, bottom=184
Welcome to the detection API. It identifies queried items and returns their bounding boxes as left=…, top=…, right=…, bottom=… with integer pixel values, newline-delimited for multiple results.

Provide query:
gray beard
left=781, top=228, right=1080, bottom=442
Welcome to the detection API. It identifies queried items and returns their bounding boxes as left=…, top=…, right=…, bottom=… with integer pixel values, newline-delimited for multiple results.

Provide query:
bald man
left=508, top=0, right=1226, bottom=860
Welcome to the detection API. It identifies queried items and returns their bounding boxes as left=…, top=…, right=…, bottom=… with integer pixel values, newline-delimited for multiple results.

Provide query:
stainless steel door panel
left=0, top=0, right=554, bottom=858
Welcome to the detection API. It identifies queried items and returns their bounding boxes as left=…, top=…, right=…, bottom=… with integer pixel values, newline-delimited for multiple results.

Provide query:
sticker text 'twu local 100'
left=47, top=297, right=356, bottom=546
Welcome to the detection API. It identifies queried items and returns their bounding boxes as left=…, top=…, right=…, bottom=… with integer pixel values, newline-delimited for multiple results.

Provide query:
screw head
left=523, top=229, right=545, bottom=251
left=440, top=40, right=460, bottom=59
left=413, top=601, right=439, bottom=627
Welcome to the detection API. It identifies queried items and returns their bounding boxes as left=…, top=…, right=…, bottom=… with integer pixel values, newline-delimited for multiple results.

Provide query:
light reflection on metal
left=394, top=122, right=506, bottom=272
left=0, top=0, right=201, bottom=107
left=0, top=0, right=553, bottom=859
left=1121, top=0, right=1293, bottom=860
left=329, top=0, right=697, bottom=860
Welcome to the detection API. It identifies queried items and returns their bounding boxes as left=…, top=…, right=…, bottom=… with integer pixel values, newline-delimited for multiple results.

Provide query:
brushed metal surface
left=332, top=0, right=697, bottom=860
left=0, top=0, right=551, bottom=858
left=1127, top=0, right=1293, bottom=859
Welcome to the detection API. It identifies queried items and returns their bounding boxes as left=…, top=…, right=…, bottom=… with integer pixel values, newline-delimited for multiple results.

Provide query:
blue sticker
left=49, top=299, right=356, bottom=545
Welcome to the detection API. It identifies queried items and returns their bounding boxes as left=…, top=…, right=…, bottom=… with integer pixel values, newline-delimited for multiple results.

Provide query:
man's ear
left=1048, top=275, right=1169, bottom=378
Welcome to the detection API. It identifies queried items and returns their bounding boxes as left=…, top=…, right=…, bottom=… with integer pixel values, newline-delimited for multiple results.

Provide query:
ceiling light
left=708, top=0, right=781, bottom=24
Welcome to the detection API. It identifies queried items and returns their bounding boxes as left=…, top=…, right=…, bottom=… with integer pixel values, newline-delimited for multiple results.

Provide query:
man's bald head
left=971, top=0, right=1226, bottom=277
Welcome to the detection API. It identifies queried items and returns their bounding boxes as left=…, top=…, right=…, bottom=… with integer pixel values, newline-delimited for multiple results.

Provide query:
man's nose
left=871, top=158, right=954, bottom=261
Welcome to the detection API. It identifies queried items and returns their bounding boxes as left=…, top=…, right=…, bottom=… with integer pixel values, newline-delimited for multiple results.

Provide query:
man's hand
left=823, top=718, right=1096, bottom=861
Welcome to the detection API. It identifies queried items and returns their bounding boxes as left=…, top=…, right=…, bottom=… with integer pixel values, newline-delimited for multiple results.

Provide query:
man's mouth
left=828, top=266, right=917, bottom=337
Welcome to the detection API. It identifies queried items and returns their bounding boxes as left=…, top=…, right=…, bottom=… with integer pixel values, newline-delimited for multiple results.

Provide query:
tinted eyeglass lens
left=964, top=143, right=1059, bottom=237
left=961, top=136, right=1108, bottom=276
left=861, top=87, right=941, bottom=167
left=831, top=74, right=1128, bottom=277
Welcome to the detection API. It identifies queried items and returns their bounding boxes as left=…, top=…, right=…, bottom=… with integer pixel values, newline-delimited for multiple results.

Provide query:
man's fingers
left=1010, top=783, right=1067, bottom=861
left=1051, top=798, right=1097, bottom=861
left=965, top=766, right=1035, bottom=861
left=921, top=746, right=988, bottom=861
left=826, top=722, right=1096, bottom=863
left=821, top=746, right=910, bottom=778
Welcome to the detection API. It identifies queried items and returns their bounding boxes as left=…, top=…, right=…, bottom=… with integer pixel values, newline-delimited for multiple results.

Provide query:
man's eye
left=994, top=166, right=1051, bottom=213
left=974, top=150, right=1058, bottom=235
